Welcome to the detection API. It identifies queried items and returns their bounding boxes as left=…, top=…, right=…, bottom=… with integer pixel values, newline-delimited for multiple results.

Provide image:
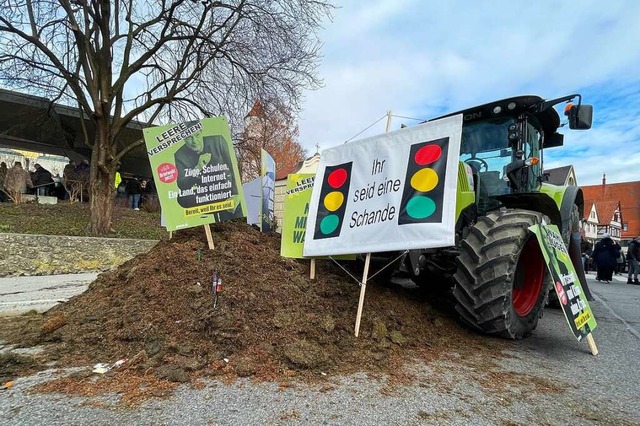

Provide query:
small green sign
left=530, top=223, right=597, bottom=341
left=280, top=173, right=315, bottom=258
left=143, top=117, right=247, bottom=231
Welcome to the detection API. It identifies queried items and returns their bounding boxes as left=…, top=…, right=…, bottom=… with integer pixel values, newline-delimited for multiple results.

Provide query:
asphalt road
left=1, top=272, right=639, bottom=425
left=0, top=273, right=97, bottom=316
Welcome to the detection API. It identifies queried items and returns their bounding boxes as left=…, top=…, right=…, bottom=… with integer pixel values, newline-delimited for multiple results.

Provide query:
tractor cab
left=435, top=95, right=593, bottom=216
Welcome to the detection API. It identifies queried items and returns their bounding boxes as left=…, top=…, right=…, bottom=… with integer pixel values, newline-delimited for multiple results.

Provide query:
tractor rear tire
left=453, top=209, right=549, bottom=339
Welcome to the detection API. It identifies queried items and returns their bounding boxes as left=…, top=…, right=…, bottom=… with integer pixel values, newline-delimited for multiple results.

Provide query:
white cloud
left=299, top=1, right=640, bottom=186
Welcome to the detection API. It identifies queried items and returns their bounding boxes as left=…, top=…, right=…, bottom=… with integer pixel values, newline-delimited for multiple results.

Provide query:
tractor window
left=460, top=117, right=512, bottom=156
left=460, top=117, right=514, bottom=174
left=460, top=118, right=514, bottom=196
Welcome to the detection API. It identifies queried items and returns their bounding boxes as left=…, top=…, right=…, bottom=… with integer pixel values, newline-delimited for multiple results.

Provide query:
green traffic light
left=320, top=214, right=340, bottom=234
left=406, top=196, right=436, bottom=219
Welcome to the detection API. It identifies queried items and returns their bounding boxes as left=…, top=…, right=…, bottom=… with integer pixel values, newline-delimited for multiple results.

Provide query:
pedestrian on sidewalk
left=592, top=233, right=619, bottom=283
left=627, top=237, right=640, bottom=285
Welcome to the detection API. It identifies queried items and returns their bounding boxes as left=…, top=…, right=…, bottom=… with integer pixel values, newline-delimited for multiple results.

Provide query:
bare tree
left=0, top=0, right=332, bottom=235
left=237, top=99, right=307, bottom=182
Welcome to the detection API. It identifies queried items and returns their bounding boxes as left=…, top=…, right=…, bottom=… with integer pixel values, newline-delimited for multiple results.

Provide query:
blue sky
left=297, top=0, right=640, bottom=185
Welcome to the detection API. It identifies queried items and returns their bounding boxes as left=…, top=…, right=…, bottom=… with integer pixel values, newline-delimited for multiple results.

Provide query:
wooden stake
left=310, top=258, right=316, bottom=280
left=385, top=110, right=393, bottom=132
left=168, top=231, right=173, bottom=239
left=354, top=252, right=372, bottom=337
left=586, top=333, right=598, bottom=356
left=203, top=224, right=215, bottom=250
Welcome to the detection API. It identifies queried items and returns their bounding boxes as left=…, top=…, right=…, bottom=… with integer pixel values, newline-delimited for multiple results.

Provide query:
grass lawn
left=0, top=202, right=167, bottom=240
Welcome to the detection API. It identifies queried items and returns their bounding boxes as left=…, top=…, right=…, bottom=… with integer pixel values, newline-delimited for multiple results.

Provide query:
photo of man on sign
left=175, top=135, right=213, bottom=180
left=174, top=132, right=240, bottom=220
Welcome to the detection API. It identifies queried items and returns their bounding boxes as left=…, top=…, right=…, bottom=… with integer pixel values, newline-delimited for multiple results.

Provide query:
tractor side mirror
left=567, top=104, right=593, bottom=130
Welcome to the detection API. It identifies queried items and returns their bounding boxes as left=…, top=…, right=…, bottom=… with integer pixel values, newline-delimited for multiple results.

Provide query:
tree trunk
left=90, top=170, right=115, bottom=235
left=89, top=124, right=116, bottom=236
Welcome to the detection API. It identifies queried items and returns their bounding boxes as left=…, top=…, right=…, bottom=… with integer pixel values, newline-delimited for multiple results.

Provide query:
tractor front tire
left=453, top=209, right=549, bottom=339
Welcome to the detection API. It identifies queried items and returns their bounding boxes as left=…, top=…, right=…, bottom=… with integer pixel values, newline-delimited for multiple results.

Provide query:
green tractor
left=389, top=94, right=594, bottom=339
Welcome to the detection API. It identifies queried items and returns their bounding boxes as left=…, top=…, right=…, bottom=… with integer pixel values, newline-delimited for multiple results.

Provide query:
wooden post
left=354, top=252, right=372, bottom=337
left=586, top=333, right=598, bottom=356
left=310, top=258, right=316, bottom=280
left=168, top=231, right=173, bottom=239
left=385, top=110, right=393, bottom=132
left=203, top=224, right=214, bottom=250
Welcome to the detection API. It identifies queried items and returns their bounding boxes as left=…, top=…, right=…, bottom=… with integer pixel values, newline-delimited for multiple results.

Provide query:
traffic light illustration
left=313, top=162, right=353, bottom=239
left=398, top=137, right=449, bottom=225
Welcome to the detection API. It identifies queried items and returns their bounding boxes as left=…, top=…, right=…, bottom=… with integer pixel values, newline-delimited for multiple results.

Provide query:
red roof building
left=582, top=175, right=640, bottom=244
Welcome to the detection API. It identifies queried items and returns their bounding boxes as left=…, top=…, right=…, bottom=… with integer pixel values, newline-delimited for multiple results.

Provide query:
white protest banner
left=303, top=115, right=462, bottom=257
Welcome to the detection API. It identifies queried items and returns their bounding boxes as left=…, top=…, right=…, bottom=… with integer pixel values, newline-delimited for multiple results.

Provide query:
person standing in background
left=592, top=233, right=620, bottom=283
left=32, top=163, right=53, bottom=196
left=126, top=177, right=142, bottom=211
left=114, top=167, right=122, bottom=191
left=627, top=237, right=640, bottom=285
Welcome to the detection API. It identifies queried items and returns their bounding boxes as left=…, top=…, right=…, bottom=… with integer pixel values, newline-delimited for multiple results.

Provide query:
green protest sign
left=281, top=173, right=315, bottom=258
left=529, top=223, right=597, bottom=341
left=143, top=117, right=247, bottom=231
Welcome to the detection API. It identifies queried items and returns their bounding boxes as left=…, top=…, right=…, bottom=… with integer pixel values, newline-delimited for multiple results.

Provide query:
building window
left=590, top=211, right=595, bottom=219
left=624, top=223, right=628, bottom=231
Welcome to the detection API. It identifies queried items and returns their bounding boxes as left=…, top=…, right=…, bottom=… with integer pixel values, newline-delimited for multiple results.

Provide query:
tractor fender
left=495, top=186, right=585, bottom=239
left=495, top=193, right=561, bottom=227
left=559, top=185, right=584, bottom=235
left=537, top=183, right=584, bottom=235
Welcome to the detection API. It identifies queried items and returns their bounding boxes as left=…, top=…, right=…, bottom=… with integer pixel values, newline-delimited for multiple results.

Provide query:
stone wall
left=0, top=233, right=158, bottom=277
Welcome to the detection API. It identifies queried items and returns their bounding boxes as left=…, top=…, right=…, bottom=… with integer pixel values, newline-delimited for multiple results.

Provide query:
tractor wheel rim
left=512, top=238, right=544, bottom=317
